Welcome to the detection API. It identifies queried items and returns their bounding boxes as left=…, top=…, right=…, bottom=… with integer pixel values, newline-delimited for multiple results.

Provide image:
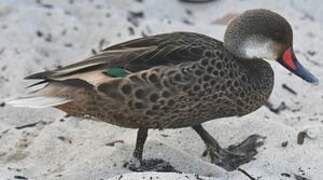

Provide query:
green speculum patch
left=103, top=67, right=129, bottom=78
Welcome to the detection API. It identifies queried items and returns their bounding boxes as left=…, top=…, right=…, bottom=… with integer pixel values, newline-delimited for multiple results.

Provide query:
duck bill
left=277, top=47, right=319, bottom=85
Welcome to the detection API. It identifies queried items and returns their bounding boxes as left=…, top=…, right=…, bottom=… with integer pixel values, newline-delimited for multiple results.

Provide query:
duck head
left=224, top=9, right=319, bottom=84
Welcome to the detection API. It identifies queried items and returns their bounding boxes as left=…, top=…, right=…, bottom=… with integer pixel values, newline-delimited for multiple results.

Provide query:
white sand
left=0, top=0, right=322, bottom=179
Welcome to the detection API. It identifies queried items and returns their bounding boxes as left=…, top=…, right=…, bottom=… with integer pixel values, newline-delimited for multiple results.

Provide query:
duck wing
left=10, top=32, right=221, bottom=108
left=25, top=32, right=221, bottom=81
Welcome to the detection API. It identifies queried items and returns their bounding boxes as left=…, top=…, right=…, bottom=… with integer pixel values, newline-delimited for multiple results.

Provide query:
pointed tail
left=6, top=96, right=72, bottom=108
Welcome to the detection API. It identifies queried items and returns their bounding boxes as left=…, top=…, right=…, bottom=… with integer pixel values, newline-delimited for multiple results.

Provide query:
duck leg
left=192, top=124, right=265, bottom=171
left=125, top=128, right=178, bottom=172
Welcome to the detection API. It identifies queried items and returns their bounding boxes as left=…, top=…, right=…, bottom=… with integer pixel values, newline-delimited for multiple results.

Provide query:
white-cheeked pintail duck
left=8, top=9, right=319, bottom=171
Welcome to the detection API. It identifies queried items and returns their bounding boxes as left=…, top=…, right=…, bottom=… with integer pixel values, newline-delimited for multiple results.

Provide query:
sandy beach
left=0, top=0, right=322, bottom=179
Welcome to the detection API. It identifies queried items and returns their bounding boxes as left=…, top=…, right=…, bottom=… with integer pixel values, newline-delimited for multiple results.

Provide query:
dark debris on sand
left=15, top=121, right=46, bottom=130
left=281, top=141, right=288, bottom=147
left=179, top=0, right=217, bottom=3
left=14, top=175, right=28, bottom=180
left=282, top=84, right=297, bottom=95
left=297, top=131, right=308, bottom=145
left=0, top=102, right=5, bottom=107
left=265, top=101, right=288, bottom=114
left=127, top=11, right=145, bottom=27
left=105, top=140, right=124, bottom=146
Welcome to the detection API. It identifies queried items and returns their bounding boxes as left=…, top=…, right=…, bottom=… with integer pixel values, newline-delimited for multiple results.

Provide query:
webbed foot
left=203, top=134, right=266, bottom=171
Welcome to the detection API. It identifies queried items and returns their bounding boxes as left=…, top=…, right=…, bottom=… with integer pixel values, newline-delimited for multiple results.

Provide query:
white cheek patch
left=242, top=35, right=277, bottom=60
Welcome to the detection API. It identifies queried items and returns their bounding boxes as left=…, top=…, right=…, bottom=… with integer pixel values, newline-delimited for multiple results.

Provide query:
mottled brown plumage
left=27, top=32, right=274, bottom=129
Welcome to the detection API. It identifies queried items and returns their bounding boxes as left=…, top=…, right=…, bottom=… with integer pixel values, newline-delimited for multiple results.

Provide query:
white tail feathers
left=6, top=96, right=72, bottom=108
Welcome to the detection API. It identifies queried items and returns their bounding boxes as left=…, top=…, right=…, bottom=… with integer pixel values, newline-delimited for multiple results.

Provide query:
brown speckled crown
left=224, top=9, right=293, bottom=59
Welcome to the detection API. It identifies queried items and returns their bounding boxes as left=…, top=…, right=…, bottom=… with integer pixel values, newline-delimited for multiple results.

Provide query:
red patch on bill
left=283, top=48, right=297, bottom=70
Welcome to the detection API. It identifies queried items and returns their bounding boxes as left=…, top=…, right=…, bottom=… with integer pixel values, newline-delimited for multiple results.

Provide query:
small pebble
left=305, top=128, right=318, bottom=139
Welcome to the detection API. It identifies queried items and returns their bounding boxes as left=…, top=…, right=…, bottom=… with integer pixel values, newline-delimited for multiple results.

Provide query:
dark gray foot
left=124, top=158, right=178, bottom=172
left=203, top=134, right=266, bottom=171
